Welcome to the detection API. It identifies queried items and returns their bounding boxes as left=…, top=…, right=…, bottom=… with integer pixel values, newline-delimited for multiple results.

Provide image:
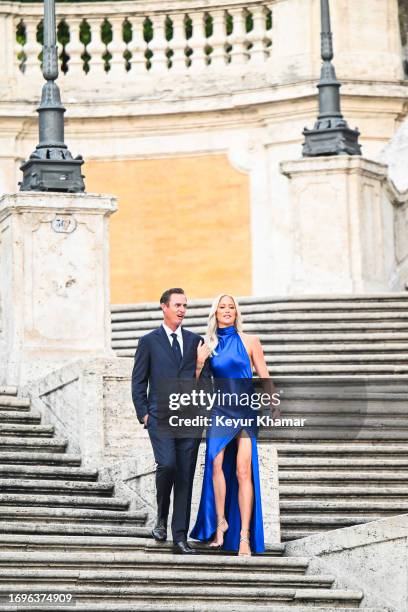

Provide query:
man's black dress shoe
left=151, top=518, right=167, bottom=542
left=174, top=540, right=196, bottom=554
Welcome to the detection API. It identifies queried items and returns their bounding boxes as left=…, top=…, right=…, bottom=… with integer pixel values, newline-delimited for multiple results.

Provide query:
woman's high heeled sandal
left=209, top=517, right=229, bottom=548
left=238, top=529, right=252, bottom=557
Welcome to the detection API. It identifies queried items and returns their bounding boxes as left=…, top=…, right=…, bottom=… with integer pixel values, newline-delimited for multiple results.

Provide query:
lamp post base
left=19, top=158, right=85, bottom=193
left=302, top=125, right=362, bottom=157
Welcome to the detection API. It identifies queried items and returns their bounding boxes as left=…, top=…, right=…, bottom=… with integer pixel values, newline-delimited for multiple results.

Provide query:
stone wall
left=84, top=154, right=252, bottom=304
left=285, top=514, right=408, bottom=612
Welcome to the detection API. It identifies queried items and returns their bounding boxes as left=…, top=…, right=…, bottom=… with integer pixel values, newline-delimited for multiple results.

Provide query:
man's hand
left=143, top=414, right=149, bottom=427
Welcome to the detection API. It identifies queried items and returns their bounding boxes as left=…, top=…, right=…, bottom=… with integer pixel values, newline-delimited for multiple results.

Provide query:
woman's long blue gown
left=190, top=325, right=265, bottom=553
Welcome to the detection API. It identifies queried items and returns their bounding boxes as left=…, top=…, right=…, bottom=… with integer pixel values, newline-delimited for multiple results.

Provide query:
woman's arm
left=250, top=336, right=270, bottom=378
left=249, top=335, right=280, bottom=417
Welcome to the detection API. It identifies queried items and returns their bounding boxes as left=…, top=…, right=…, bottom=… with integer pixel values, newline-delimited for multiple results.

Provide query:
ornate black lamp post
left=302, top=0, right=361, bottom=157
left=20, top=0, right=85, bottom=192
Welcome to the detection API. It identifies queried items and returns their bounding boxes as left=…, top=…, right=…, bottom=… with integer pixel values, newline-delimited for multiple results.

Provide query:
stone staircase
left=111, top=294, right=408, bottom=376
left=111, top=294, right=408, bottom=543
left=0, top=387, right=387, bottom=610
left=263, top=379, right=408, bottom=541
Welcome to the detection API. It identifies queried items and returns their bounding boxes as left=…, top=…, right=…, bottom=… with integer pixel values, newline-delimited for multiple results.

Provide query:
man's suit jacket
left=132, top=325, right=210, bottom=424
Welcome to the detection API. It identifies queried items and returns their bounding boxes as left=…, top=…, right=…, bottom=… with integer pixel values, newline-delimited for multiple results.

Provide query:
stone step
left=280, top=499, right=408, bottom=512
left=111, top=301, right=408, bottom=321
left=0, top=605, right=387, bottom=612
left=0, top=507, right=146, bottom=526
left=0, top=523, right=150, bottom=539
left=113, top=338, right=408, bottom=355
left=0, top=479, right=114, bottom=496
left=278, top=457, right=408, bottom=469
left=111, top=294, right=408, bottom=310
left=265, top=342, right=408, bottom=353
left=0, top=452, right=81, bottom=466
left=112, top=329, right=408, bottom=343
left=112, top=320, right=408, bottom=332
left=0, top=411, right=41, bottom=424
left=279, top=485, right=408, bottom=498
left=115, top=351, right=408, bottom=373
left=0, top=533, right=212, bottom=553
left=0, top=494, right=130, bottom=510
left=0, top=437, right=67, bottom=453
left=145, top=539, right=285, bottom=557
left=266, top=353, right=408, bottom=363
left=0, top=584, right=364, bottom=607
left=0, top=568, right=336, bottom=589
left=165, top=308, right=408, bottom=321
left=280, top=515, right=376, bottom=528
left=277, top=375, right=408, bottom=386
left=0, top=551, right=309, bottom=572
left=280, top=530, right=330, bottom=541
left=279, top=471, right=408, bottom=483
left=112, top=293, right=408, bottom=309
left=273, top=442, right=408, bottom=455
left=272, top=417, right=408, bottom=428
left=0, top=396, right=30, bottom=410
left=279, top=402, right=408, bottom=415
left=0, top=424, right=55, bottom=437
left=0, top=388, right=18, bottom=397
left=262, top=363, right=408, bottom=374
left=0, top=536, right=284, bottom=557
left=0, top=506, right=145, bottom=524
left=260, top=429, right=408, bottom=441
left=0, top=465, right=98, bottom=481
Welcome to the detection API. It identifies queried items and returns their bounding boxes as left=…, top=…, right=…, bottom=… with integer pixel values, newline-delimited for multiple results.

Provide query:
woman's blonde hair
left=205, top=294, right=244, bottom=353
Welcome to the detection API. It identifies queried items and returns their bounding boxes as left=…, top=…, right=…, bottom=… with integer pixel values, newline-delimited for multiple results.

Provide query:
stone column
left=0, top=192, right=117, bottom=385
left=280, top=156, right=397, bottom=294
left=270, top=0, right=403, bottom=84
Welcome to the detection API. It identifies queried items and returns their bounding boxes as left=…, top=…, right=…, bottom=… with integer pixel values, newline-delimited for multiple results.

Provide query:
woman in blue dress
left=190, top=294, right=271, bottom=556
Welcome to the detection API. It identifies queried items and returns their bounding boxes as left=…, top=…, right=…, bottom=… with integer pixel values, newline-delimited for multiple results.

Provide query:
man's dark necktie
left=171, top=333, right=183, bottom=366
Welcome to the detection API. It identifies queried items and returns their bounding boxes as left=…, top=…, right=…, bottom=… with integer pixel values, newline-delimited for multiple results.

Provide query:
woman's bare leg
left=211, top=447, right=228, bottom=546
left=236, top=432, right=253, bottom=555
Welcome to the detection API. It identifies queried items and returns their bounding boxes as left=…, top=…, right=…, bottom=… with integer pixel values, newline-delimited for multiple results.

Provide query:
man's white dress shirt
left=162, top=323, right=183, bottom=356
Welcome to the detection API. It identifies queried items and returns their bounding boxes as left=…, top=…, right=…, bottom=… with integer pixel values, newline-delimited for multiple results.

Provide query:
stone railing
left=2, top=0, right=273, bottom=80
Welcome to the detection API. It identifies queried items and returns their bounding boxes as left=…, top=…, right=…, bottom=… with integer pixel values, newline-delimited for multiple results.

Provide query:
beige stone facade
left=0, top=0, right=407, bottom=300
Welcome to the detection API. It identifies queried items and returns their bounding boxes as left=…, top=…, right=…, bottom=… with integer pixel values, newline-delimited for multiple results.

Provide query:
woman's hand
left=196, top=341, right=211, bottom=378
left=197, top=341, right=211, bottom=367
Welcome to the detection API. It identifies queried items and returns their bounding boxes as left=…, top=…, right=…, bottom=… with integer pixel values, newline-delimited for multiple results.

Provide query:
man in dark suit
left=131, top=288, right=209, bottom=554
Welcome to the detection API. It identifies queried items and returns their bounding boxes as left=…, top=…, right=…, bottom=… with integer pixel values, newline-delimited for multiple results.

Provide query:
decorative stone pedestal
left=0, top=192, right=117, bottom=385
left=280, top=156, right=398, bottom=294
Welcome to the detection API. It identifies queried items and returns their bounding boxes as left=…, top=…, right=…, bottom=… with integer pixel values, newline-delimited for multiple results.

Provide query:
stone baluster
left=23, top=18, right=42, bottom=77
left=15, top=37, right=24, bottom=73
left=208, top=9, right=227, bottom=69
left=107, top=16, right=127, bottom=77
left=248, top=5, right=267, bottom=64
left=64, top=17, right=84, bottom=78
left=170, top=13, right=187, bottom=72
left=228, top=7, right=249, bottom=65
left=87, top=17, right=106, bottom=77
left=189, top=11, right=208, bottom=72
left=265, top=6, right=273, bottom=60
left=14, top=20, right=25, bottom=74
left=128, top=15, right=148, bottom=75
left=149, top=14, right=169, bottom=73
left=0, top=13, right=15, bottom=79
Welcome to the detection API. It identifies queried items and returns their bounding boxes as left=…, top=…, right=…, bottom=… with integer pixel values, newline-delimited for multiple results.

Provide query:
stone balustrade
left=3, top=0, right=273, bottom=80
